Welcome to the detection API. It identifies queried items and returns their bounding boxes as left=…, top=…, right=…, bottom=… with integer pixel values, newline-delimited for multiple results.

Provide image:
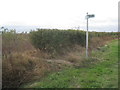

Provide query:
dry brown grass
left=2, top=51, right=50, bottom=88
left=63, top=36, right=113, bottom=67
left=63, top=45, right=86, bottom=67
left=2, top=32, right=53, bottom=88
left=66, top=52, right=82, bottom=63
left=89, top=36, right=113, bottom=52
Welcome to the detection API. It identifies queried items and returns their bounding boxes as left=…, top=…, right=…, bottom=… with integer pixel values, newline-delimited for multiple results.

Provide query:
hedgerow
left=30, top=29, right=87, bottom=53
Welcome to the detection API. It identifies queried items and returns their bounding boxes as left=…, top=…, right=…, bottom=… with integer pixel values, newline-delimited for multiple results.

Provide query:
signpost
left=86, top=12, right=95, bottom=58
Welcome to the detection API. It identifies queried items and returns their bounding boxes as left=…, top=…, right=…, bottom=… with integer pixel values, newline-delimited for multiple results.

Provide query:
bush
left=30, top=29, right=86, bottom=54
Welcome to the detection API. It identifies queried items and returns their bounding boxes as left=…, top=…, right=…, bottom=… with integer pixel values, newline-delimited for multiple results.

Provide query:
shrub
left=30, top=29, right=86, bottom=54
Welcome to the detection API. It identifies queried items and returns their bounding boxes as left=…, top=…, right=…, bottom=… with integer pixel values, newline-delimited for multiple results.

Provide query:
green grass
left=23, top=40, right=118, bottom=88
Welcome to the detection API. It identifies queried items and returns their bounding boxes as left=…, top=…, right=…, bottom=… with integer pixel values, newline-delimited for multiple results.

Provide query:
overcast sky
left=0, top=0, right=119, bottom=32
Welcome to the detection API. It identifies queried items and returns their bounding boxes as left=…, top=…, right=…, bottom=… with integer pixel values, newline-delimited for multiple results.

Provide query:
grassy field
left=23, top=40, right=118, bottom=88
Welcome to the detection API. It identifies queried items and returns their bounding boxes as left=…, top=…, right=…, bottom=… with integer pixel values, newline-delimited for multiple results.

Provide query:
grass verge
left=22, top=40, right=118, bottom=88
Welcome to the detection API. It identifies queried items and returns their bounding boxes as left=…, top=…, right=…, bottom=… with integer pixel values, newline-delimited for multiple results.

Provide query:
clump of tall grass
left=2, top=28, right=50, bottom=88
left=2, top=52, right=50, bottom=88
left=2, top=28, right=34, bottom=58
